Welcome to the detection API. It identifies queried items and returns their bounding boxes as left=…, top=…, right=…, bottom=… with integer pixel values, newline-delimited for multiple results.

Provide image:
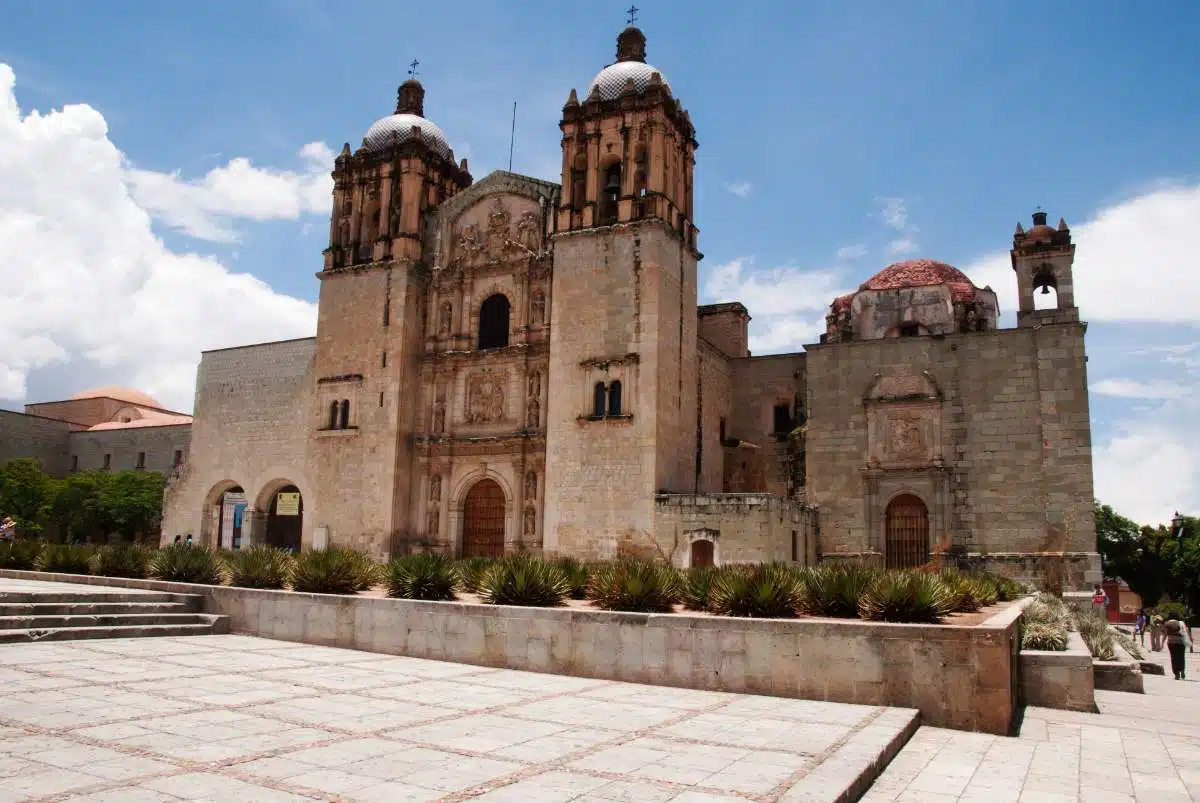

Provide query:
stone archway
left=203, top=481, right=245, bottom=550
left=262, top=485, right=303, bottom=553
left=462, top=479, right=506, bottom=558
left=885, top=493, right=930, bottom=569
left=690, top=539, right=714, bottom=568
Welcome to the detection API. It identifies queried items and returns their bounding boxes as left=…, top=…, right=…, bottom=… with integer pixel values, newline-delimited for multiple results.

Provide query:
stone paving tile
left=0, top=621, right=906, bottom=803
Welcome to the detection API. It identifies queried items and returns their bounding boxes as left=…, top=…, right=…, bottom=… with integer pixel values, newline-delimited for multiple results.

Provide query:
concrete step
left=0, top=601, right=193, bottom=616
left=0, top=590, right=188, bottom=605
left=0, top=618, right=229, bottom=644
left=0, top=613, right=212, bottom=630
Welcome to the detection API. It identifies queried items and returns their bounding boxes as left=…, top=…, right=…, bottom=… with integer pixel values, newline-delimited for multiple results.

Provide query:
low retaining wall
left=0, top=569, right=1023, bottom=734
left=1093, top=643, right=1145, bottom=694
left=1019, top=631, right=1096, bottom=712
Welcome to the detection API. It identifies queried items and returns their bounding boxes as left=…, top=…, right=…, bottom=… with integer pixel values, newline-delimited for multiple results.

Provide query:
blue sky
left=1, top=1, right=1198, bottom=525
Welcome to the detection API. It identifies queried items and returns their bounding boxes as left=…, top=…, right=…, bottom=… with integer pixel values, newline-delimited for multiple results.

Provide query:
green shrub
left=350, top=550, right=382, bottom=591
left=291, top=547, right=373, bottom=594
left=90, top=543, right=151, bottom=578
left=553, top=557, right=590, bottom=600
left=387, top=554, right=458, bottom=601
left=798, top=564, right=878, bottom=618
left=1022, top=621, right=1069, bottom=651
left=859, top=571, right=955, bottom=623
left=225, top=546, right=294, bottom=589
left=149, top=544, right=224, bottom=584
left=1152, top=601, right=1192, bottom=623
left=681, top=565, right=718, bottom=611
left=1072, top=608, right=1117, bottom=660
left=0, top=539, right=43, bottom=570
left=35, top=544, right=95, bottom=574
left=587, top=559, right=681, bottom=612
left=454, top=557, right=495, bottom=593
left=709, top=563, right=802, bottom=618
left=478, top=554, right=570, bottom=607
left=990, top=574, right=1027, bottom=602
left=937, top=569, right=980, bottom=613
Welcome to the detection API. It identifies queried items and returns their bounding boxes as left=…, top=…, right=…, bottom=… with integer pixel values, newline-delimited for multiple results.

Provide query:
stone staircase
left=0, top=588, right=229, bottom=643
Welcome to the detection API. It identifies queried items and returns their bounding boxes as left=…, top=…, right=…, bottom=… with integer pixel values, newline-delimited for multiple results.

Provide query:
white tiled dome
left=362, top=113, right=451, bottom=158
left=589, top=61, right=669, bottom=101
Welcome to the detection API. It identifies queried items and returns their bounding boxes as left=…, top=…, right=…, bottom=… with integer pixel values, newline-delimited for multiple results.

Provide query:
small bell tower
left=1011, top=209, right=1079, bottom=326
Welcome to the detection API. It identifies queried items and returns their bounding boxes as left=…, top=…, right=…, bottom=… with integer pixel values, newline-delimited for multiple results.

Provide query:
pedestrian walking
left=1151, top=614, right=1165, bottom=652
left=185, top=534, right=194, bottom=546
left=1135, top=608, right=1149, bottom=647
left=0, top=517, right=15, bottom=542
left=173, top=534, right=182, bottom=545
left=1164, top=614, right=1190, bottom=680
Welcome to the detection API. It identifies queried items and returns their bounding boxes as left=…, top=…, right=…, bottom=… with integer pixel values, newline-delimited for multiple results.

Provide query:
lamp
left=1171, top=510, right=1186, bottom=539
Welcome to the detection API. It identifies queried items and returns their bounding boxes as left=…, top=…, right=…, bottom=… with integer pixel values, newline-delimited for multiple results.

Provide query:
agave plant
left=0, top=539, right=43, bottom=570
left=291, top=546, right=372, bottom=594
left=1021, top=620, right=1069, bottom=651
left=858, top=570, right=955, bottom=623
left=798, top=564, right=879, bottom=618
left=587, top=559, right=681, bottom=613
left=478, top=554, right=570, bottom=607
left=350, top=550, right=382, bottom=591
left=90, top=543, right=152, bottom=579
left=681, top=565, right=717, bottom=611
left=35, top=543, right=96, bottom=575
left=990, top=574, right=1027, bottom=602
left=149, top=544, right=224, bottom=584
left=225, top=546, right=294, bottom=589
left=387, top=553, right=458, bottom=601
left=937, top=569, right=982, bottom=613
left=454, top=557, right=495, bottom=593
left=553, top=556, right=591, bottom=600
left=708, top=563, right=802, bottom=618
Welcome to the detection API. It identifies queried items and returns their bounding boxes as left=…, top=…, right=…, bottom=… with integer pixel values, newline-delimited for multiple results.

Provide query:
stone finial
left=1057, top=217, right=1069, bottom=231
left=587, top=84, right=602, bottom=102
left=621, top=77, right=638, bottom=97
left=649, top=71, right=663, bottom=85
left=338, top=142, right=352, bottom=160
left=564, top=88, right=580, bottom=109
left=396, top=78, right=425, bottom=116
left=616, top=26, right=647, bottom=63
left=1015, top=222, right=1024, bottom=235
left=460, top=157, right=469, bottom=171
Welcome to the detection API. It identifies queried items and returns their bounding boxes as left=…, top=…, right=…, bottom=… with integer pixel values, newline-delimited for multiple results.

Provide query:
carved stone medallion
left=465, top=373, right=506, bottom=423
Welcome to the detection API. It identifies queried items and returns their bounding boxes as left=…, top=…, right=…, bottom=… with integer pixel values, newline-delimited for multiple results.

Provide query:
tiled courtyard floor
left=862, top=646, right=1200, bottom=803
left=0, top=632, right=914, bottom=802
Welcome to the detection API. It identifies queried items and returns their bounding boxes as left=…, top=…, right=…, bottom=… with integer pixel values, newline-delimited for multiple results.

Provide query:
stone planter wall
left=0, top=569, right=1023, bottom=734
left=1018, top=631, right=1096, bottom=712
left=1093, top=643, right=1145, bottom=694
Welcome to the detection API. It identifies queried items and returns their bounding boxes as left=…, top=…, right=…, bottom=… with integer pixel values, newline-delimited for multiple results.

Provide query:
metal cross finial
left=408, top=59, right=420, bottom=78
left=626, top=5, right=639, bottom=25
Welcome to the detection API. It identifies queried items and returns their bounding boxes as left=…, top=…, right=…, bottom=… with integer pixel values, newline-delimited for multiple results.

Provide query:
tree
left=0, top=458, right=60, bottom=536
left=98, top=470, right=166, bottom=542
left=1095, top=501, right=1176, bottom=606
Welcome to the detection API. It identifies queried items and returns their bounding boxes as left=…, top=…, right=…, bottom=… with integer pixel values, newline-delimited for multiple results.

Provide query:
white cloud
left=886, top=237, right=918, bottom=256
left=0, top=63, right=317, bottom=410
left=124, top=140, right=334, bottom=243
left=1094, top=408, right=1199, bottom=527
left=724, top=181, right=752, bottom=198
left=880, top=196, right=908, bottom=230
left=836, top=244, right=867, bottom=260
left=1091, top=378, right=1191, bottom=400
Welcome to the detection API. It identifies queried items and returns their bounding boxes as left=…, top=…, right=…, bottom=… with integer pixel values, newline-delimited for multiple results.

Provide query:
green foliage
left=292, top=547, right=374, bottom=594
left=587, top=559, right=681, bottom=613
left=149, top=544, right=224, bottom=584
left=1094, top=501, right=1200, bottom=615
left=478, top=554, right=570, bottom=607
left=553, top=557, right=591, bottom=600
left=1152, top=601, right=1192, bottom=623
left=990, top=574, right=1027, bottom=602
left=858, top=570, right=955, bottom=623
left=681, top=566, right=718, bottom=611
left=225, top=546, right=294, bottom=589
left=35, top=543, right=95, bottom=574
left=1111, top=628, right=1143, bottom=660
left=49, top=468, right=166, bottom=543
left=1021, top=593, right=1070, bottom=651
left=454, top=557, right=496, bottom=593
left=387, top=553, right=458, bottom=601
left=90, top=543, right=151, bottom=578
left=1072, top=607, right=1116, bottom=661
left=798, top=564, right=879, bottom=618
left=350, top=551, right=382, bottom=591
left=709, top=563, right=803, bottom=618
left=0, top=539, right=43, bottom=569
left=0, top=458, right=60, bottom=536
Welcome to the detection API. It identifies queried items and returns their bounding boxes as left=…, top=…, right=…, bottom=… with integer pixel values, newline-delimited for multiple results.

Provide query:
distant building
left=160, top=25, right=1100, bottom=587
left=0, top=386, right=192, bottom=478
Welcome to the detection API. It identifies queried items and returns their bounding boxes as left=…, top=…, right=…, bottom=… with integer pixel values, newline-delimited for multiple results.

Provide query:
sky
left=1, top=0, right=1198, bottom=527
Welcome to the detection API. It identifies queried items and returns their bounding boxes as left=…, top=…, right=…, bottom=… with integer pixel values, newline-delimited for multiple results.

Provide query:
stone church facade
left=161, top=26, right=1101, bottom=587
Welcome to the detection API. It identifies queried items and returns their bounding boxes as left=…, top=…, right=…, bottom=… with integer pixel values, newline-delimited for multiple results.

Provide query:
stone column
left=240, top=508, right=266, bottom=550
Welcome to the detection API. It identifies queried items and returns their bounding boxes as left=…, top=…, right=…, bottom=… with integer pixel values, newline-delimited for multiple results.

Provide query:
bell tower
left=544, top=24, right=701, bottom=559
left=1011, top=209, right=1079, bottom=327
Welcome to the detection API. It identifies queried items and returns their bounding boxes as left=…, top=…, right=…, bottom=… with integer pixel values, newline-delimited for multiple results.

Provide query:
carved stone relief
left=523, top=504, right=536, bottom=538
left=428, top=508, right=440, bottom=537
left=527, top=370, right=541, bottom=398
left=432, top=392, right=446, bottom=436
left=465, top=372, right=506, bottom=423
left=450, top=196, right=543, bottom=268
left=515, top=210, right=540, bottom=253
left=530, top=290, right=546, bottom=326
left=526, top=398, right=540, bottom=428
left=524, top=471, right=537, bottom=500
left=429, top=474, right=441, bottom=502
left=485, top=198, right=510, bottom=259
left=887, top=412, right=927, bottom=460
left=438, top=301, right=452, bottom=335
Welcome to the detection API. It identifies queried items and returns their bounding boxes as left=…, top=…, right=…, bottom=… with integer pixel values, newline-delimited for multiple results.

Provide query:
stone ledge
left=1020, top=631, right=1096, bottom=712
left=1093, top=642, right=1145, bottom=694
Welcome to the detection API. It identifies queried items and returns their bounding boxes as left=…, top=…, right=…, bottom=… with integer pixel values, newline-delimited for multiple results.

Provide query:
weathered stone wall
left=654, top=493, right=818, bottom=566
left=696, top=339, right=732, bottom=493
left=0, top=410, right=70, bottom=476
left=806, top=322, right=1099, bottom=584
left=1018, top=630, right=1096, bottom=712
left=24, top=397, right=119, bottom=428
left=68, top=424, right=191, bottom=474
left=160, top=338, right=315, bottom=546
left=723, top=353, right=805, bottom=496
left=697, top=303, right=749, bottom=359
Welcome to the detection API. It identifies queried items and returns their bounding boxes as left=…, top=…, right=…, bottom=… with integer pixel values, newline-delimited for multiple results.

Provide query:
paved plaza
left=0, top=629, right=914, bottom=802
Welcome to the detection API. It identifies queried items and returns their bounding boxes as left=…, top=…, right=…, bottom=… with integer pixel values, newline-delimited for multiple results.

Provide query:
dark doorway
left=462, top=479, right=506, bottom=558
left=264, top=485, right=303, bottom=553
left=478, top=295, right=511, bottom=350
left=885, top=494, right=929, bottom=569
left=690, top=539, right=714, bottom=568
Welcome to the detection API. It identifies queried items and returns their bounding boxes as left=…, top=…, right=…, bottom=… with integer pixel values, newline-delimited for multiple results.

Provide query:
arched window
left=328, top=401, right=340, bottom=430
left=571, top=152, right=588, bottom=212
left=607, top=380, right=622, bottom=416
left=339, top=399, right=350, bottom=430
left=885, top=494, right=930, bottom=569
left=593, top=382, right=607, bottom=418
left=478, top=294, right=510, bottom=350
left=1033, top=270, right=1059, bottom=311
left=600, top=163, right=621, bottom=224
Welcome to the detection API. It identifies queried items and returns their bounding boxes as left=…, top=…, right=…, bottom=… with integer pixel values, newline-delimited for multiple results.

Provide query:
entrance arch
left=885, top=494, right=929, bottom=569
left=690, top=539, right=714, bottom=568
left=462, top=479, right=506, bottom=558
left=204, top=481, right=245, bottom=550
left=262, top=484, right=303, bottom=552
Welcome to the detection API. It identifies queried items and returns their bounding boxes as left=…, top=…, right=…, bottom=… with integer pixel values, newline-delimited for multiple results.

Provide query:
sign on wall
left=276, top=492, right=301, bottom=516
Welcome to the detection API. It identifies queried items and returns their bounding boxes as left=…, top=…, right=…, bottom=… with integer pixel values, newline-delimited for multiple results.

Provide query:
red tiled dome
left=858, top=259, right=978, bottom=303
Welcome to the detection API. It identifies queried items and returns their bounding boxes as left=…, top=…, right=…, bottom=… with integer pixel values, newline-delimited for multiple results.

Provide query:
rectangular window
left=136, top=452, right=146, bottom=469
left=791, top=530, right=798, bottom=562
left=103, top=453, right=112, bottom=470
left=378, top=391, right=384, bottom=408
left=381, top=351, right=387, bottom=368
left=719, top=417, right=726, bottom=443
left=173, top=450, right=183, bottom=467
left=71, top=455, right=79, bottom=472
left=773, top=403, right=792, bottom=434
left=383, top=299, right=390, bottom=326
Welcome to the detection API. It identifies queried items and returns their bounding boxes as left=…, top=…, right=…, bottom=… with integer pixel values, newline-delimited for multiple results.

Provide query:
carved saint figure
left=526, top=398, right=539, bottom=429
left=438, top=301, right=452, bottom=335
left=527, top=370, right=541, bottom=398
left=428, top=508, right=440, bottom=537
left=523, top=505, right=536, bottom=537
left=429, top=474, right=441, bottom=502
left=524, top=471, right=537, bottom=500
left=485, top=199, right=510, bottom=260
left=530, top=290, right=546, bottom=326
left=389, top=198, right=402, bottom=238
left=432, top=397, right=446, bottom=435
left=516, top=210, right=540, bottom=252
left=456, top=224, right=483, bottom=266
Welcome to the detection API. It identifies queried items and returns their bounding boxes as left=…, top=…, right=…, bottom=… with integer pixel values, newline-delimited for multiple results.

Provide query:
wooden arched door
left=885, top=494, right=929, bottom=569
left=462, top=479, right=506, bottom=558
left=690, top=539, right=714, bottom=568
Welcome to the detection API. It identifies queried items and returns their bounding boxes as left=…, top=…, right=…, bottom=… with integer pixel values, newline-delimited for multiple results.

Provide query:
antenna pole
left=508, top=101, right=517, bottom=172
